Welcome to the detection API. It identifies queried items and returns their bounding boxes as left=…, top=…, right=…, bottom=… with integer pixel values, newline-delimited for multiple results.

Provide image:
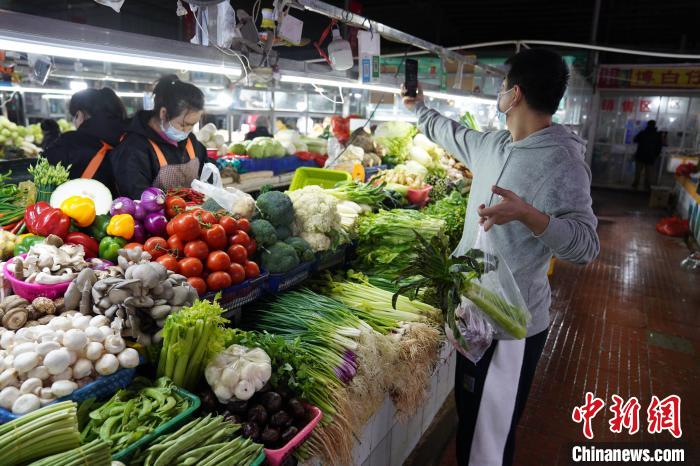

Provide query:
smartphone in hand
left=404, top=59, right=418, bottom=98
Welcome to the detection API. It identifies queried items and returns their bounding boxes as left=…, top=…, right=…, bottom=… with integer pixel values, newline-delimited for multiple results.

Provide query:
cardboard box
left=649, top=185, right=672, bottom=208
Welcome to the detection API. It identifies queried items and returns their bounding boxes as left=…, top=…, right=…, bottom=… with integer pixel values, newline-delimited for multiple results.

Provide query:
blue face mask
left=161, top=120, right=190, bottom=142
left=496, top=87, right=514, bottom=126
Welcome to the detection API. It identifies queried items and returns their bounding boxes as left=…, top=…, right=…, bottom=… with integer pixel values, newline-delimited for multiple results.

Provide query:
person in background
left=110, top=75, right=209, bottom=199
left=44, top=88, right=126, bottom=194
left=245, top=115, right=271, bottom=140
left=632, top=120, right=663, bottom=191
left=403, top=49, right=599, bottom=466
left=39, top=119, right=60, bottom=150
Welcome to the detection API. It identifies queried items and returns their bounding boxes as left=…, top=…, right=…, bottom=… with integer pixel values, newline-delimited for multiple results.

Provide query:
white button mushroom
left=104, top=335, right=126, bottom=354
left=85, top=327, right=104, bottom=343
left=13, top=352, right=40, bottom=373
left=95, top=354, right=119, bottom=376
left=19, top=378, right=42, bottom=395
left=0, top=331, right=14, bottom=350
left=11, top=342, right=37, bottom=356
left=51, top=380, right=78, bottom=398
left=52, top=367, right=73, bottom=381
left=0, top=386, right=19, bottom=409
left=73, top=359, right=93, bottom=379
left=39, top=387, right=53, bottom=399
left=85, top=342, right=104, bottom=361
left=62, top=329, right=88, bottom=351
left=12, top=393, right=41, bottom=414
left=27, top=365, right=50, bottom=381
left=44, top=348, right=71, bottom=375
left=71, top=315, right=91, bottom=330
left=36, top=341, right=61, bottom=357
left=117, top=348, right=139, bottom=369
left=89, top=315, right=110, bottom=328
left=98, top=326, right=114, bottom=339
left=48, top=316, right=72, bottom=331
left=66, top=350, right=78, bottom=365
left=15, top=328, right=36, bottom=342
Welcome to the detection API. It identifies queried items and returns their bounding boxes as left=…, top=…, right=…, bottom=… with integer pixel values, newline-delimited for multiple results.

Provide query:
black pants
left=455, top=329, right=549, bottom=466
left=633, top=161, right=655, bottom=191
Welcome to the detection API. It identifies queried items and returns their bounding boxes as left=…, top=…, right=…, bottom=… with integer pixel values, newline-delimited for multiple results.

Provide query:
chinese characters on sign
left=572, top=393, right=682, bottom=439
left=598, top=66, right=700, bottom=89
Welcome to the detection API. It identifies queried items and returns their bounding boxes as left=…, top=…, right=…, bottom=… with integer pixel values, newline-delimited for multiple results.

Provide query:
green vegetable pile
left=373, top=121, right=417, bottom=166
left=157, top=299, right=230, bottom=390
left=424, top=190, right=468, bottom=249
left=80, top=377, right=190, bottom=453
left=133, top=415, right=263, bottom=466
left=356, top=208, right=445, bottom=277
left=28, top=156, right=71, bottom=187
left=0, top=171, right=36, bottom=226
left=325, top=180, right=388, bottom=209
left=0, top=401, right=81, bottom=466
left=28, top=439, right=111, bottom=466
left=246, top=137, right=286, bottom=159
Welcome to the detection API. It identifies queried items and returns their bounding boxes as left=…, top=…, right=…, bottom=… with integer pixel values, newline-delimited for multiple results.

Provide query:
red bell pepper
left=24, top=202, right=71, bottom=239
left=64, top=232, right=100, bottom=258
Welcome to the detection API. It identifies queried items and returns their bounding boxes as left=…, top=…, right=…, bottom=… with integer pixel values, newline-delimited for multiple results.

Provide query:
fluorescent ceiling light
left=216, top=91, right=234, bottom=108
left=280, top=74, right=496, bottom=105
left=1, top=85, right=143, bottom=99
left=0, top=38, right=241, bottom=76
left=69, top=80, right=87, bottom=91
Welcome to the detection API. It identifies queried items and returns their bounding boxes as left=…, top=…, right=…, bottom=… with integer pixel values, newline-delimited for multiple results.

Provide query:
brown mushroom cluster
left=0, top=296, right=63, bottom=330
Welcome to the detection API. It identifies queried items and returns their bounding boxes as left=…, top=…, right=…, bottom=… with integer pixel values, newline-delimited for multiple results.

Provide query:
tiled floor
left=439, top=189, right=699, bottom=465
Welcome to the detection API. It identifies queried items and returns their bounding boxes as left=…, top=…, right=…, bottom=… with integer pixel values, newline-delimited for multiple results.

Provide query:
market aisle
left=439, top=189, right=699, bottom=466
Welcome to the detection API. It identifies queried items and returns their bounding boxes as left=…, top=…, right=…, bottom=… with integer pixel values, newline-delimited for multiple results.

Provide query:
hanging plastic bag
left=191, top=163, right=255, bottom=218
left=460, top=226, right=531, bottom=340
left=445, top=297, right=494, bottom=363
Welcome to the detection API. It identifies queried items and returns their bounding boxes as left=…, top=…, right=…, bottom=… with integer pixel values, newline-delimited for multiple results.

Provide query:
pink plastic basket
left=3, top=255, right=72, bottom=301
left=407, top=185, right=433, bottom=207
left=264, top=405, right=323, bottom=466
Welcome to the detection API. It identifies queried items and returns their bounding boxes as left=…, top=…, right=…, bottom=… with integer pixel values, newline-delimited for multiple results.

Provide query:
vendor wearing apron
left=45, top=87, right=127, bottom=195
left=110, top=75, right=209, bottom=199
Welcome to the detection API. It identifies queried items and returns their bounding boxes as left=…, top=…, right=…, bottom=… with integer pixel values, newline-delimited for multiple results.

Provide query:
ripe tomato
left=229, top=262, right=246, bottom=285
left=236, top=218, right=251, bottom=233
left=218, top=215, right=238, bottom=235
left=245, top=238, right=257, bottom=257
left=166, top=220, right=175, bottom=237
left=156, top=254, right=179, bottom=272
left=124, top=242, right=142, bottom=250
left=178, top=257, right=203, bottom=278
left=144, top=237, right=168, bottom=259
left=227, top=244, right=248, bottom=265
left=203, top=224, right=227, bottom=250
left=229, top=231, right=251, bottom=248
left=172, top=213, right=200, bottom=241
left=244, top=261, right=260, bottom=279
left=192, top=209, right=217, bottom=226
left=206, top=250, right=231, bottom=272
left=165, top=196, right=186, bottom=218
left=167, top=234, right=185, bottom=257
left=184, top=240, right=209, bottom=261
left=187, top=277, right=207, bottom=295
left=206, top=271, right=231, bottom=291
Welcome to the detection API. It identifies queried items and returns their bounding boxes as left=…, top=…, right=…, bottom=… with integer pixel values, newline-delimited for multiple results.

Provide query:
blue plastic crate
left=0, top=365, right=138, bottom=424
left=364, top=165, right=387, bottom=182
left=203, top=271, right=269, bottom=312
left=266, top=261, right=315, bottom=294
left=237, top=157, right=273, bottom=173
left=313, top=245, right=348, bottom=272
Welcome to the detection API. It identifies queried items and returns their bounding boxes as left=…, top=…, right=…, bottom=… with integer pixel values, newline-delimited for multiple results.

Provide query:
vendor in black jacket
left=110, top=75, right=209, bottom=199
left=44, top=87, right=126, bottom=194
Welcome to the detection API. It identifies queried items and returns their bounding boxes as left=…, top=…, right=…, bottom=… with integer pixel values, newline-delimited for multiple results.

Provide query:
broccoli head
left=255, top=191, right=294, bottom=227
left=261, top=242, right=300, bottom=274
left=250, top=219, right=278, bottom=247
left=284, top=237, right=316, bottom=262
left=275, top=225, right=292, bottom=241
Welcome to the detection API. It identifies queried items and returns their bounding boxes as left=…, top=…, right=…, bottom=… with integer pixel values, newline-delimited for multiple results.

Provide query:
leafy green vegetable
left=157, top=299, right=230, bottom=390
left=459, top=111, right=482, bottom=130
left=325, top=181, right=388, bottom=208
left=250, top=219, right=278, bottom=247
left=424, top=190, right=468, bottom=249
left=374, top=121, right=417, bottom=165
left=247, top=137, right=286, bottom=158
left=27, top=156, right=71, bottom=187
left=284, top=236, right=315, bottom=262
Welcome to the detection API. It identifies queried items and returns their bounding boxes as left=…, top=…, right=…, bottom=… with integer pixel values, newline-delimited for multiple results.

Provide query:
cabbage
left=247, top=137, right=286, bottom=158
left=374, top=121, right=417, bottom=165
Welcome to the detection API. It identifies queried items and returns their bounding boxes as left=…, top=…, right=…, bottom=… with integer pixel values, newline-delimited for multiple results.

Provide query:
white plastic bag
left=464, top=226, right=531, bottom=339
left=446, top=297, right=494, bottom=363
left=191, top=163, right=255, bottom=218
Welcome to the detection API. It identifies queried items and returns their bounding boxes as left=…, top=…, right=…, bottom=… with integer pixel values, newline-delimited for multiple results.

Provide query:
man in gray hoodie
left=403, top=49, right=599, bottom=466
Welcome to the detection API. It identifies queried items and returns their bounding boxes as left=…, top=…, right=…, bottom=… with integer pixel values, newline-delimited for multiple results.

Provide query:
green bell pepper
left=99, top=236, right=126, bottom=262
left=89, top=214, right=111, bottom=241
left=14, top=234, right=45, bottom=256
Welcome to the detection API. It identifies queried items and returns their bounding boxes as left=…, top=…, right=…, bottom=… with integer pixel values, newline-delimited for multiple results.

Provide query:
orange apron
left=81, top=141, right=112, bottom=179
left=147, top=138, right=200, bottom=193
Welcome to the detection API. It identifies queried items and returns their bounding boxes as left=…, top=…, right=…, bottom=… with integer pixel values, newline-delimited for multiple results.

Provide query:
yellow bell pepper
left=106, top=214, right=135, bottom=240
left=60, top=196, right=96, bottom=228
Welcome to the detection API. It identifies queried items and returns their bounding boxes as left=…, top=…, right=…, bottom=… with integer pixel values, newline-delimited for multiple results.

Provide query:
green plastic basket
left=289, top=167, right=351, bottom=190
left=111, top=387, right=201, bottom=462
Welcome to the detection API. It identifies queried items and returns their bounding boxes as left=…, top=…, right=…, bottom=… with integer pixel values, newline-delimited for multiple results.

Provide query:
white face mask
left=161, top=119, right=190, bottom=142
left=496, top=87, right=515, bottom=126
